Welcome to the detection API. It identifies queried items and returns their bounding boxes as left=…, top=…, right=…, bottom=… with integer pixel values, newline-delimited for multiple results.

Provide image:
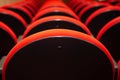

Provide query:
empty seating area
left=0, top=0, right=120, bottom=80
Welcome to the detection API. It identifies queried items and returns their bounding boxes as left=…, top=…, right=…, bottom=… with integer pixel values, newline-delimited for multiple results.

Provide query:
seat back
left=96, top=17, right=120, bottom=62
left=32, top=7, right=79, bottom=22
left=79, top=4, right=108, bottom=23
left=0, top=22, right=17, bottom=58
left=23, top=16, right=92, bottom=38
left=0, top=9, right=27, bottom=37
left=2, top=29, right=114, bottom=80
left=85, top=6, right=120, bottom=36
left=3, top=5, right=32, bottom=24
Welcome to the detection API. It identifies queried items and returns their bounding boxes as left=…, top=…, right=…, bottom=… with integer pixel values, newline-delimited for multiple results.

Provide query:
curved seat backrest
left=24, top=16, right=92, bottom=38
left=96, top=17, right=120, bottom=62
left=85, top=6, right=120, bottom=36
left=74, top=3, right=89, bottom=15
left=2, top=29, right=114, bottom=80
left=32, top=7, right=79, bottom=22
left=79, top=4, right=108, bottom=23
left=0, top=9, right=27, bottom=37
left=3, top=5, right=32, bottom=24
left=22, top=3, right=35, bottom=16
left=0, top=22, right=17, bottom=58
left=39, top=0, right=69, bottom=11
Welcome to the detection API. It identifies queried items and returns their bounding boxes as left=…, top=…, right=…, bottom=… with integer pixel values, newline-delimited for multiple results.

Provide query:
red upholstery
left=32, top=7, right=79, bottom=22
left=39, top=0, right=70, bottom=11
left=78, top=3, right=109, bottom=18
left=25, top=0, right=41, bottom=11
left=68, top=0, right=84, bottom=9
left=74, top=2, right=90, bottom=14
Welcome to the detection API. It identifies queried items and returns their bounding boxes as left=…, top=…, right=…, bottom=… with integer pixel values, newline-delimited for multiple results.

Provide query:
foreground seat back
left=2, top=29, right=114, bottom=80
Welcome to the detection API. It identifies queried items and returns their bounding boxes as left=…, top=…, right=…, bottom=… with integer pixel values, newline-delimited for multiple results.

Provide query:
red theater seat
left=68, top=0, right=84, bottom=9
left=25, top=0, right=41, bottom=12
left=79, top=3, right=109, bottom=23
left=85, top=6, right=120, bottom=36
left=39, top=0, right=70, bottom=11
left=2, top=29, right=114, bottom=80
left=74, top=2, right=90, bottom=15
left=24, top=16, right=92, bottom=38
left=9, top=1, right=36, bottom=16
left=96, top=17, right=120, bottom=62
left=0, top=22, right=17, bottom=58
left=3, top=5, right=33, bottom=24
left=20, top=3, right=36, bottom=16
left=32, top=7, right=79, bottom=22
left=0, top=9, right=27, bottom=37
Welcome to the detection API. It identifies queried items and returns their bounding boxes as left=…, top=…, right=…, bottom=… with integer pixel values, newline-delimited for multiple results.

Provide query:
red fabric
left=78, top=2, right=109, bottom=17
left=3, top=5, right=33, bottom=19
left=33, top=7, right=79, bottom=22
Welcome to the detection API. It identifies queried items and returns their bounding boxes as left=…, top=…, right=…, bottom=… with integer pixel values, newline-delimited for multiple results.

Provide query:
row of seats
left=69, top=0, right=120, bottom=79
left=69, top=0, right=120, bottom=62
left=0, top=0, right=120, bottom=80
left=0, top=0, right=41, bottom=59
left=0, top=0, right=43, bottom=59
